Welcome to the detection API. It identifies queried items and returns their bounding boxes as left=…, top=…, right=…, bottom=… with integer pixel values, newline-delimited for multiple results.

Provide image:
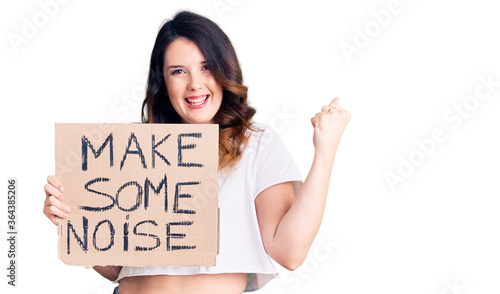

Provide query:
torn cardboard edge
left=55, top=123, right=219, bottom=267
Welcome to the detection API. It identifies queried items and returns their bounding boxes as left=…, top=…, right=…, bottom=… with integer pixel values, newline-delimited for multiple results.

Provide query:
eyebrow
left=166, top=61, right=208, bottom=70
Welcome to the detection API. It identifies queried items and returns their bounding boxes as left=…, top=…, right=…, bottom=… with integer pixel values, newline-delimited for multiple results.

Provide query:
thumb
left=329, top=97, right=340, bottom=107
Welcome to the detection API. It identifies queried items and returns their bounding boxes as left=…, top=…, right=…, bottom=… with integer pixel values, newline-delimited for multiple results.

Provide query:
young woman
left=43, top=11, right=350, bottom=294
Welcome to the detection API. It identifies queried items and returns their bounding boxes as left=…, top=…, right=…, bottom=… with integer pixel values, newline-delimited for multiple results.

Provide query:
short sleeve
left=252, top=125, right=303, bottom=198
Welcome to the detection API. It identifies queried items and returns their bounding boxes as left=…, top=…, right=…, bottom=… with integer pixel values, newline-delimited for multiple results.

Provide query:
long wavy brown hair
left=141, top=10, right=256, bottom=170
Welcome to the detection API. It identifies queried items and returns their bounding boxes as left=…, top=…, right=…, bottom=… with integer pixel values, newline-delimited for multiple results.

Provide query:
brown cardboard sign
left=55, top=123, right=219, bottom=267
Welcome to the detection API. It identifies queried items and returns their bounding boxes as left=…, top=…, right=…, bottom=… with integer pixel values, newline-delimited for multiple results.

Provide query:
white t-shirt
left=116, top=123, right=303, bottom=292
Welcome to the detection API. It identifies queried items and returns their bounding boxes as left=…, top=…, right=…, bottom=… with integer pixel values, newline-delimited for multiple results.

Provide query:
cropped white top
left=116, top=123, right=303, bottom=292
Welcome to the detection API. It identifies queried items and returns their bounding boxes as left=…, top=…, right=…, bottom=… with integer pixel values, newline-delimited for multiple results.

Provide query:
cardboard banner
left=55, top=123, right=219, bottom=267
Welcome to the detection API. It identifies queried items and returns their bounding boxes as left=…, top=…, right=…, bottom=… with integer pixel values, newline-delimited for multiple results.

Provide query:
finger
left=43, top=206, right=67, bottom=226
left=47, top=175, right=64, bottom=193
left=329, top=105, right=345, bottom=113
left=311, top=113, right=320, bottom=127
left=44, top=183, right=63, bottom=200
left=329, top=97, right=340, bottom=106
left=45, top=203, right=70, bottom=220
left=329, top=102, right=346, bottom=113
left=49, top=215, right=61, bottom=226
left=311, top=112, right=330, bottom=127
left=323, top=104, right=341, bottom=113
left=46, top=195, right=71, bottom=214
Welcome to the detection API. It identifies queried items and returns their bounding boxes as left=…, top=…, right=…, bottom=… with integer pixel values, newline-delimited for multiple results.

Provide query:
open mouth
left=185, top=95, right=209, bottom=108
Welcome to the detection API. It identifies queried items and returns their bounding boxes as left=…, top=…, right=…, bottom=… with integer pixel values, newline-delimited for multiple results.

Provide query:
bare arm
left=93, top=265, right=122, bottom=281
left=255, top=98, right=350, bottom=270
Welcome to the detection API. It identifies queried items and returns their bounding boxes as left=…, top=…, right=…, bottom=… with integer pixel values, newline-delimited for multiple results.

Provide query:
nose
left=187, top=72, right=202, bottom=91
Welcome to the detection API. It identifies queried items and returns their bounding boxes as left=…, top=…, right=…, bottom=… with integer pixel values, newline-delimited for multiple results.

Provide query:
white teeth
left=186, top=95, right=208, bottom=106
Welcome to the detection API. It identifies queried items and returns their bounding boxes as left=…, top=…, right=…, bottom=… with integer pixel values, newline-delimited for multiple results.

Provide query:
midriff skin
left=117, top=273, right=247, bottom=294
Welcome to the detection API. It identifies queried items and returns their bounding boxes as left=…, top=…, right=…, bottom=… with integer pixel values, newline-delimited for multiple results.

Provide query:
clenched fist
left=310, top=98, right=351, bottom=161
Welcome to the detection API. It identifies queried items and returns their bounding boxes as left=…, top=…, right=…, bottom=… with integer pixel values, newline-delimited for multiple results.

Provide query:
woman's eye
left=202, top=65, right=210, bottom=71
left=171, top=69, right=184, bottom=75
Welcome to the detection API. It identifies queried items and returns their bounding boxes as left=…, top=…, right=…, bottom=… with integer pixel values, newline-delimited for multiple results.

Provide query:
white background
left=1, top=0, right=499, bottom=293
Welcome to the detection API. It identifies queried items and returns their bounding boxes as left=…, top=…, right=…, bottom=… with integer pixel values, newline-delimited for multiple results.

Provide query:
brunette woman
left=43, top=11, right=350, bottom=294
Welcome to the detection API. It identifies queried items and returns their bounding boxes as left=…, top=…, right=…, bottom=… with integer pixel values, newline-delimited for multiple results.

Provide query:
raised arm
left=255, top=98, right=350, bottom=270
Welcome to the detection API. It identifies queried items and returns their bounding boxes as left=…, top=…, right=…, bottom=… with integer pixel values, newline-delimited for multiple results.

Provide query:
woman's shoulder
left=245, top=122, right=281, bottom=148
left=247, top=123, right=275, bottom=136
left=247, top=123, right=274, bottom=139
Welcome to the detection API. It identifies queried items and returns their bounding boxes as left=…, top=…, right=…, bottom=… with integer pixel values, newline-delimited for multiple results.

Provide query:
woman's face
left=163, top=37, right=223, bottom=124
